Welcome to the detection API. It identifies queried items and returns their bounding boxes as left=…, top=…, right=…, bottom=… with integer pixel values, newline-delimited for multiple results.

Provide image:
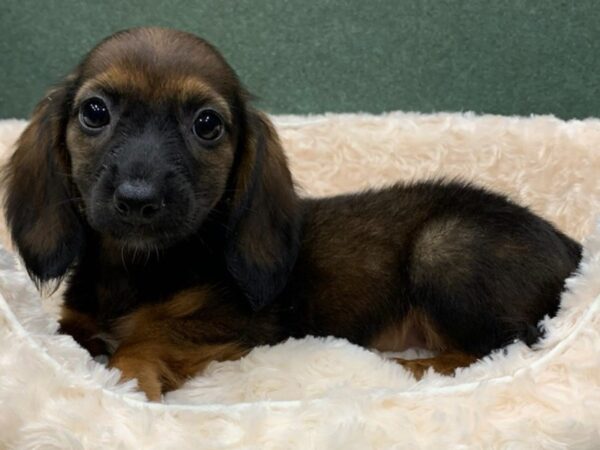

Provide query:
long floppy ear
left=3, top=77, right=84, bottom=285
left=225, top=110, right=301, bottom=311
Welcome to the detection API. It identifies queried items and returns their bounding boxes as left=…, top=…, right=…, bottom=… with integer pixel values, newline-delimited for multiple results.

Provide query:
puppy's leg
left=109, top=346, right=163, bottom=401
left=110, top=339, right=249, bottom=401
left=409, top=215, right=578, bottom=357
left=369, top=312, right=477, bottom=378
left=59, top=306, right=108, bottom=357
left=395, top=352, right=478, bottom=379
left=108, top=288, right=253, bottom=400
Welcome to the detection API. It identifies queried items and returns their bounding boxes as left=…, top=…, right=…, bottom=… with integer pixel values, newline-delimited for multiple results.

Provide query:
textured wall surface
left=2, top=0, right=599, bottom=119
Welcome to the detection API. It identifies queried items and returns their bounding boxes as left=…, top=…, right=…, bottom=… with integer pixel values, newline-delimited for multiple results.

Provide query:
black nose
left=114, top=181, right=163, bottom=221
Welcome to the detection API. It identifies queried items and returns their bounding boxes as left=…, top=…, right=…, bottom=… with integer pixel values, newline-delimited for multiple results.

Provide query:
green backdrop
left=2, top=0, right=599, bottom=119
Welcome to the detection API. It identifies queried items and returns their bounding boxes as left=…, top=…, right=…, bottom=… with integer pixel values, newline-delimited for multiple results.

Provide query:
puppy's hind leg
left=369, top=309, right=479, bottom=379
left=408, top=213, right=578, bottom=357
left=394, top=352, right=478, bottom=379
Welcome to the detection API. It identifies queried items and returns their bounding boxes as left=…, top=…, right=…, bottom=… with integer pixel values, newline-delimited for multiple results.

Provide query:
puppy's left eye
left=193, top=109, right=224, bottom=142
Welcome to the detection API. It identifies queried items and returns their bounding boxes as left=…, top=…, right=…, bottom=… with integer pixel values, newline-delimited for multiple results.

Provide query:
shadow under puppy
left=4, top=27, right=581, bottom=401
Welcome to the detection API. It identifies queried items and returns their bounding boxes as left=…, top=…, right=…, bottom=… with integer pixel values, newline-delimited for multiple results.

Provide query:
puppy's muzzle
left=113, top=180, right=164, bottom=224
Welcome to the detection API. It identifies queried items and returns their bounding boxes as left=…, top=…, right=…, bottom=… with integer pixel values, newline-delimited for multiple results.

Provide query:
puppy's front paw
left=109, top=353, right=164, bottom=401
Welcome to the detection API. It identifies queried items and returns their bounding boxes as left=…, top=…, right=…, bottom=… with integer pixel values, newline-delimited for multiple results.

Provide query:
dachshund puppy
left=4, top=28, right=581, bottom=400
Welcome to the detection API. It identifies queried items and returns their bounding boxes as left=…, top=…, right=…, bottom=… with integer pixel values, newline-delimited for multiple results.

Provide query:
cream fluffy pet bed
left=1, top=113, right=599, bottom=449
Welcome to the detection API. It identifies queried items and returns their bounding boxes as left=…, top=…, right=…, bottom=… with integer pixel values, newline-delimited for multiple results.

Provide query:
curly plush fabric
left=0, top=113, right=599, bottom=449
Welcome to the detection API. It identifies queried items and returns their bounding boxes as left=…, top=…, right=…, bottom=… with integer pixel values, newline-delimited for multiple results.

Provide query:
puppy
left=4, top=27, right=581, bottom=400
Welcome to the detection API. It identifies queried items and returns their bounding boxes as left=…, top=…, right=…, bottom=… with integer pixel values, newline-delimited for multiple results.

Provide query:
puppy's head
left=4, top=27, right=300, bottom=310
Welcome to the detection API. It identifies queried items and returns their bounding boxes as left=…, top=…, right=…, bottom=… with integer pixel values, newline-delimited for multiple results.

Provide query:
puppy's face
left=66, top=29, right=242, bottom=248
left=5, top=28, right=300, bottom=310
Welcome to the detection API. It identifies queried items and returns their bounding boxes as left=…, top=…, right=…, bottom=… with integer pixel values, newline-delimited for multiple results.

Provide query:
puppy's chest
left=95, top=275, right=154, bottom=322
left=67, top=260, right=212, bottom=327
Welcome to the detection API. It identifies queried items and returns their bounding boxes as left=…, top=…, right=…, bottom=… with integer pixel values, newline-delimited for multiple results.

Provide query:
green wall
left=2, top=0, right=600, bottom=119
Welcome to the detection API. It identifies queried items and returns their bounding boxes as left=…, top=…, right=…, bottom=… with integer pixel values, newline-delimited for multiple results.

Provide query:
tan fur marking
left=111, top=295, right=248, bottom=401
left=113, top=287, right=213, bottom=340
left=395, top=352, right=478, bottom=379
left=108, top=286, right=251, bottom=399
left=110, top=341, right=248, bottom=401
left=370, top=309, right=449, bottom=352
left=75, top=67, right=230, bottom=119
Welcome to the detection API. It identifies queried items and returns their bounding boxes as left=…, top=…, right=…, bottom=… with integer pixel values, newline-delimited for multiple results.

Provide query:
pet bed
left=0, top=113, right=599, bottom=449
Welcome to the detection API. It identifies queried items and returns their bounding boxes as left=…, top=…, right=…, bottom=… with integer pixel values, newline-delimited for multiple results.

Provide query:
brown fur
left=370, top=309, right=448, bottom=352
left=393, top=353, right=479, bottom=379
left=76, top=68, right=230, bottom=114
left=4, top=28, right=582, bottom=400
left=111, top=289, right=249, bottom=400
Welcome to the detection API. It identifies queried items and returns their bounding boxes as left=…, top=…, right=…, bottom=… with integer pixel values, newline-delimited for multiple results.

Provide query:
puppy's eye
left=192, top=109, right=224, bottom=142
left=79, top=97, right=110, bottom=129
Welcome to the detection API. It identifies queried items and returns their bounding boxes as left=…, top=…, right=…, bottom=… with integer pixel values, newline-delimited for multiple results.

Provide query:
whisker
left=120, top=245, right=128, bottom=272
left=144, top=246, right=153, bottom=266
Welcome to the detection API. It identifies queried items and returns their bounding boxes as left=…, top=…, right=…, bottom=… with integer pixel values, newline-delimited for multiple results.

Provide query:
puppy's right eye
left=79, top=97, right=110, bottom=130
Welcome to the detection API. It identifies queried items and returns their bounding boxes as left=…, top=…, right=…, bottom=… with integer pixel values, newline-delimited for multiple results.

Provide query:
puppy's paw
left=109, top=353, right=164, bottom=401
left=395, top=352, right=477, bottom=379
